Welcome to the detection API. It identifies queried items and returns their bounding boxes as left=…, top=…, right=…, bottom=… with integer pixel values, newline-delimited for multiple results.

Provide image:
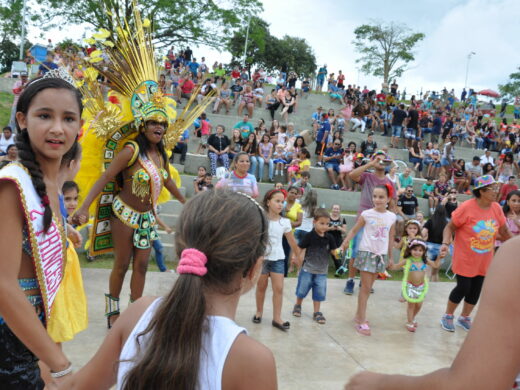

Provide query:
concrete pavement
left=63, top=268, right=468, bottom=389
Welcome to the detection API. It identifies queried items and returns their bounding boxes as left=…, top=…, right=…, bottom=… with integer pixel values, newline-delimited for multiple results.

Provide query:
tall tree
left=41, top=0, right=263, bottom=49
left=352, top=22, right=424, bottom=84
left=264, top=35, right=316, bottom=78
left=228, top=17, right=316, bottom=77
left=0, top=0, right=32, bottom=71
left=227, top=16, right=270, bottom=69
left=499, top=67, right=520, bottom=99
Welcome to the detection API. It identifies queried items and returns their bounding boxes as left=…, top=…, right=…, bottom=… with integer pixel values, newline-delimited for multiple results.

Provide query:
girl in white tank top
left=58, top=190, right=277, bottom=390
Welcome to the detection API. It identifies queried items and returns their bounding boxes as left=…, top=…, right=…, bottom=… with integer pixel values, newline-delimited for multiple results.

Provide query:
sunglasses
left=334, top=143, right=341, bottom=146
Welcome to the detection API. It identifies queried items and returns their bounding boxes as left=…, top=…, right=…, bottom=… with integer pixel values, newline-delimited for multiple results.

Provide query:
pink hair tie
left=177, top=248, right=208, bottom=276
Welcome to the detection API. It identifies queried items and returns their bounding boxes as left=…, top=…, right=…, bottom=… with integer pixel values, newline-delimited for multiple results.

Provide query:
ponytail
left=121, top=190, right=268, bottom=389
left=16, top=129, right=53, bottom=232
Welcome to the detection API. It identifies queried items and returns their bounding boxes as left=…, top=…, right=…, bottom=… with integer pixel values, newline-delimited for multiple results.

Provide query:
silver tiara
left=34, top=67, right=76, bottom=88
left=236, top=191, right=263, bottom=212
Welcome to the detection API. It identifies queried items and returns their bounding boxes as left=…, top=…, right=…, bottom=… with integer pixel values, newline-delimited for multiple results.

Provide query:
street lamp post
left=242, top=14, right=251, bottom=68
left=464, top=51, right=476, bottom=90
left=19, top=0, right=28, bottom=60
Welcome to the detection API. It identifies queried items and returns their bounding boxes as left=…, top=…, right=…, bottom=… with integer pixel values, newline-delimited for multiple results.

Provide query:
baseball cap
left=356, top=153, right=364, bottom=159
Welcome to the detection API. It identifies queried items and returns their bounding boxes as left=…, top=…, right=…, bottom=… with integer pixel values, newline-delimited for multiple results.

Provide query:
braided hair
left=15, top=77, right=83, bottom=232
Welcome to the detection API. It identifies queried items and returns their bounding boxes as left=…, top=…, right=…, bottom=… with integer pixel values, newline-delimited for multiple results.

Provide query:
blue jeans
left=153, top=239, right=167, bottom=272
left=257, top=156, right=274, bottom=181
left=248, top=156, right=259, bottom=178
left=295, top=269, right=327, bottom=301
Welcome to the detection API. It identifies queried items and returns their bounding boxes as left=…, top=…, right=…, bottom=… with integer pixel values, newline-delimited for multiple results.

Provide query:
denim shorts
left=295, top=268, right=327, bottom=301
left=404, top=128, right=416, bottom=139
left=262, top=259, right=285, bottom=274
left=324, top=162, right=340, bottom=173
left=427, top=242, right=442, bottom=261
left=392, top=125, right=402, bottom=137
left=440, top=157, right=450, bottom=166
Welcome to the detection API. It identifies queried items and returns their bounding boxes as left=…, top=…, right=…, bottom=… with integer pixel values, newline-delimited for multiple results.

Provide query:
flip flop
left=406, top=323, right=416, bottom=332
left=355, top=322, right=371, bottom=336
left=272, top=320, right=290, bottom=331
left=252, top=315, right=262, bottom=324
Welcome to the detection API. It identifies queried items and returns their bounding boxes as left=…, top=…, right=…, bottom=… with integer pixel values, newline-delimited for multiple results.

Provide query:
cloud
left=406, top=0, right=520, bottom=93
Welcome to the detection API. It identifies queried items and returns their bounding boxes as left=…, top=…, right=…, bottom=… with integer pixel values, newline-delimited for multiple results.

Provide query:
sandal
left=355, top=322, right=371, bottom=336
left=272, top=320, right=290, bottom=331
left=313, top=312, right=326, bottom=324
left=252, top=315, right=262, bottom=324
left=105, top=293, right=120, bottom=329
left=292, top=304, right=302, bottom=317
left=405, top=322, right=416, bottom=332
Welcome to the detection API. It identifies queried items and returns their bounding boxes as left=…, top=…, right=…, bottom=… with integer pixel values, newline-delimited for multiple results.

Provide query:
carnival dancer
left=0, top=74, right=81, bottom=387
left=390, top=239, right=441, bottom=332
left=72, top=5, right=211, bottom=328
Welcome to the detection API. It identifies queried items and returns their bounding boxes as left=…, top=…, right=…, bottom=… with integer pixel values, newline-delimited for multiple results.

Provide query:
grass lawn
left=79, top=252, right=454, bottom=282
left=0, top=92, right=13, bottom=126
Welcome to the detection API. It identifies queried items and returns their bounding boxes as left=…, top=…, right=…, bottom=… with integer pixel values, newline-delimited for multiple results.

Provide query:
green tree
left=352, top=22, right=424, bottom=84
left=265, top=35, right=316, bottom=79
left=499, top=67, right=520, bottom=99
left=227, top=16, right=270, bottom=69
left=42, top=0, right=262, bottom=49
left=0, top=0, right=34, bottom=72
left=228, top=17, right=316, bottom=78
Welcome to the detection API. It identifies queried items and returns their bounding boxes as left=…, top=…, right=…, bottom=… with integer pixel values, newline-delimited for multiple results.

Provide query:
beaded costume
left=75, top=1, right=212, bottom=256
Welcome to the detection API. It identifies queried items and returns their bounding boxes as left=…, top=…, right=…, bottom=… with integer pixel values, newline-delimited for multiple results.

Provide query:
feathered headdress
left=79, top=0, right=212, bottom=149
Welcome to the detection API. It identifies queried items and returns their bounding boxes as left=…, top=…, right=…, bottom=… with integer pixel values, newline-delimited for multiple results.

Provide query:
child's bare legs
left=313, top=300, right=321, bottom=313
left=339, top=172, right=347, bottom=188
left=413, top=302, right=423, bottom=320
left=354, top=271, right=377, bottom=324
left=247, top=103, right=254, bottom=117
left=255, top=273, right=269, bottom=318
left=270, top=272, right=286, bottom=324
left=407, top=302, right=416, bottom=324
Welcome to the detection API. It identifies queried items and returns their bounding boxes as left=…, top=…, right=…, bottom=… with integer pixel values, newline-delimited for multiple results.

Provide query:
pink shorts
left=287, top=166, right=299, bottom=173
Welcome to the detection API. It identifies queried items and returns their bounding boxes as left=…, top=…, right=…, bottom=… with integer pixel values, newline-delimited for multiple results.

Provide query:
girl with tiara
left=390, top=239, right=442, bottom=332
left=0, top=72, right=82, bottom=387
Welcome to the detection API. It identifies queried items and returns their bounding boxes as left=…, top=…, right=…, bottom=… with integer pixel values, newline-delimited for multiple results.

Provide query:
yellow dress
left=296, top=159, right=311, bottom=179
left=47, top=238, right=88, bottom=343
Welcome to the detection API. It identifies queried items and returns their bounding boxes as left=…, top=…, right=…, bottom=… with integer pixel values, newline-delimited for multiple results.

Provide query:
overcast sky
left=29, top=0, right=520, bottom=97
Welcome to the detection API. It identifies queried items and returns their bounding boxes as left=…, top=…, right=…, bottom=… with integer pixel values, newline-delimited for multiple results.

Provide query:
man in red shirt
left=498, top=176, right=518, bottom=204
left=176, top=76, right=195, bottom=103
